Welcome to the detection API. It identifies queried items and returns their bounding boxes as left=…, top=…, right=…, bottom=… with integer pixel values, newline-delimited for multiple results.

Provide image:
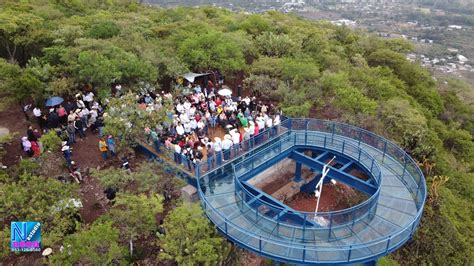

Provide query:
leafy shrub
left=87, top=21, right=121, bottom=39
left=39, top=130, right=62, bottom=152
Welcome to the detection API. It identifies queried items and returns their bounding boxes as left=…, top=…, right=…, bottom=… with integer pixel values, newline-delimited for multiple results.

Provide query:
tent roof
left=181, top=72, right=211, bottom=83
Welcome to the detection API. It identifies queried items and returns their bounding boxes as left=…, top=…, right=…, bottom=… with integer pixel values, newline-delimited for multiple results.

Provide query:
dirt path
left=0, top=104, right=147, bottom=225
left=0, top=104, right=30, bottom=167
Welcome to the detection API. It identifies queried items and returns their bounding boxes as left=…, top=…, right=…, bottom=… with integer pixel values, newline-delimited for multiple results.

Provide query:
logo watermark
left=10, top=221, right=41, bottom=252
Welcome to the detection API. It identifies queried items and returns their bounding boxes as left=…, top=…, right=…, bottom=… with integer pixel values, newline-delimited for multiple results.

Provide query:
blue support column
left=311, top=150, right=318, bottom=172
left=295, top=162, right=302, bottom=182
left=289, top=151, right=377, bottom=195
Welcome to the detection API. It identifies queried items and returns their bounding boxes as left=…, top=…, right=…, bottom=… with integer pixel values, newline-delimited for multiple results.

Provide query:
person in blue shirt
left=107, top=135, right=116, bottom=157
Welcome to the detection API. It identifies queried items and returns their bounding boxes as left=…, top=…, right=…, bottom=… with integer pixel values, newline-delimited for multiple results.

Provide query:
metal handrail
left=201, top=186, right=421, bottom=253
left=196, top=118, right=426, bottom=262
left=233, top=131, right=382, bottom=219
left=141, top=117, right=291, bottom=177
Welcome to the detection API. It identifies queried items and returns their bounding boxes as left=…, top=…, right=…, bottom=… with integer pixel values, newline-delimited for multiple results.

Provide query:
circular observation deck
left=197, top=118, right=426, bottom=265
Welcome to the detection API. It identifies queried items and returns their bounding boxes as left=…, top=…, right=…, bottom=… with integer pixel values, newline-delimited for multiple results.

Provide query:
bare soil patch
left=0, top=104, right=30, bottom=167
left=285, top=183, right=368, bottom=213
left=348, top=168, right=370, bottom=181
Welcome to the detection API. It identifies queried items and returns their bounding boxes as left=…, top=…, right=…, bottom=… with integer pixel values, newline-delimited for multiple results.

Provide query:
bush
left=87, top=21, right=121, bottom=39
left=39, top=130, right=62, bottom=152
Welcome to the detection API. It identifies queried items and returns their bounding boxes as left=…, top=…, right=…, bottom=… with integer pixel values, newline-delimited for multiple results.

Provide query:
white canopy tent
left=181, top=72, right=212, bottom=83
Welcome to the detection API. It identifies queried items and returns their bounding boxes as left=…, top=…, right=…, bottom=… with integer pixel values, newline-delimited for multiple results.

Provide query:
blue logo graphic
left=10, top=221, right=41, bottom=252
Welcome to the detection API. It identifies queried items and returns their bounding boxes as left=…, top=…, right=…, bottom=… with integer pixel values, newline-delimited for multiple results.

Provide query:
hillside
left=0, top=1, right=472, bottom=265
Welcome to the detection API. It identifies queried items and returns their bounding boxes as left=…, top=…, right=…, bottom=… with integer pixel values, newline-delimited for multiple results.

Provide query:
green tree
left=87, top=21, right=121, bottom=39
left=367, top=49, right=443, bottom=115
left=255, top=31, right=298, bottom=57
left=0, top=58, right=21, bottom=95
left=73, top=50, right=121, bottom=88
left=93, top=166, right=134, bottom=192
left=50, top=221, right=126, bottom=265
left=0, top=9, right=48, bottom=64
left=320, top=71, right=377, bottom=115
left=442, top=129, right=474, bottom=162
left=178, top=30, right=246, bottom=73
left=159, top=203, right=229, bottom=265
left=94, top=162, right=185, bottom=201
left=108, top=193, right=163, bottom=256
left=0, top=173, right=80, bottom=246
left=379, top=97, right=428, bottom=139
left=131, top=162, right=185, bottom=194
left=103, top=92, right=172, bottom=150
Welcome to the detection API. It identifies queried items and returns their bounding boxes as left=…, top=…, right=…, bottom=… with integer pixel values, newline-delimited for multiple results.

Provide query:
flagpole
left=315, top=156, right=336, bottom=214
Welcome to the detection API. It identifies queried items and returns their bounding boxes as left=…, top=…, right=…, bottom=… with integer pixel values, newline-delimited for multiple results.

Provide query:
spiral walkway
left=196, top=119, right=426, bottom=265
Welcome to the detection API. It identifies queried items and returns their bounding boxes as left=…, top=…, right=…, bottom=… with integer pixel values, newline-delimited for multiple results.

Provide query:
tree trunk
left=129, top=238, right=133, bottom=257
left=5, top=43, right=17, bottom=64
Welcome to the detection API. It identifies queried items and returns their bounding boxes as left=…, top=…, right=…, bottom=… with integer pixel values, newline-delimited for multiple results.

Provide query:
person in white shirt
left=83, top=92, right=94, bottom=109
left=230, top=129, right=240, bottom=155
left=115, top=84, right=122, bottom=96
left=257, top=116, right=265, bottom=131
left=266, top=115, right=273, bottom=128
left=176, top=123, right=185, bottom=136
left=179, top=113, right=190, bottom=124
left=183, top=122, right=191, bottom=133
left=189, top=106, right=196, bottom=116
left=76, top=93, right=86, bottom=109
left=174, top=144, right=182, bottom=164
left=183, top=100, right=191, bottom=115
left=274, top=114, right=281, bottom=125
left=243, top=96, right=251, bottom=106
left=248, top=121, right=255, bottom=137
left=68, top=111, right=77, bottom=123
left=33, top=107, right=42, bottom=118
left=197, top=120, right=205, bottom=131
left=222, top=134, right=233, bottom=161
left=89, top=107, right=98, bottom=126
left=176, top=103, right=185, bottom=114
left=201, top=136, right=209, bottom=146
left=33, top=107, right=43, bottom=127
left=214, top=137, right=222, bottom=165
left=272, top=114, right=280, bottom=136
left=189, top=118, right=197, bottom=131
left=248, top=121, right=256, bottom=148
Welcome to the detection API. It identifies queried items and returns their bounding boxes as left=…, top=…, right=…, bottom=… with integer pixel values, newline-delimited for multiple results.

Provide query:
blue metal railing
left=197, top=118, right=427, bottom=264
left=232, top=131, right=382, bottom=237
left=146, top=117, right=292, bottom=178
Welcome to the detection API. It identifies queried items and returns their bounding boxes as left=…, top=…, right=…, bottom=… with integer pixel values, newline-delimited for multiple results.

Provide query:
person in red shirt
left=178, top=138, right=186, bottom=149
left=31, top=141, right=41, bottom=157
left=57, top=105, right=67, bottom=125
left=254, top=123, right=261, bottom=145
left=215, top=97, right=222, bottom=107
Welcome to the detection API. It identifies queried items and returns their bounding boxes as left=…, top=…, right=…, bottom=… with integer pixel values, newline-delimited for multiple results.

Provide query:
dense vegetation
left=0, top=0, right=472, bottom=264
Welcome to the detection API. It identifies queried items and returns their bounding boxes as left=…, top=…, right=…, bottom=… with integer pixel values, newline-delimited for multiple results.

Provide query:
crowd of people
left=20, top=91, right=117, bottom=183
left=19, top=77, right=282, bottom=180
left=144, top=80, right=282, bottom=173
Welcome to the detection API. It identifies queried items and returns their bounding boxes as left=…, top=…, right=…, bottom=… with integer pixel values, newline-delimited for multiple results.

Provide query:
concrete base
left=181, top=185, right=198, bottom=202
left=292, top=179, right=306, bottom=189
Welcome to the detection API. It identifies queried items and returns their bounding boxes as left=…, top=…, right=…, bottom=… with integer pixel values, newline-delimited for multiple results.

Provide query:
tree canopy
left=50, top=221, right=126, bottom=265
left=0, top=1, right=472, bottom=264
left=159, top=203, right=231, bottom=264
